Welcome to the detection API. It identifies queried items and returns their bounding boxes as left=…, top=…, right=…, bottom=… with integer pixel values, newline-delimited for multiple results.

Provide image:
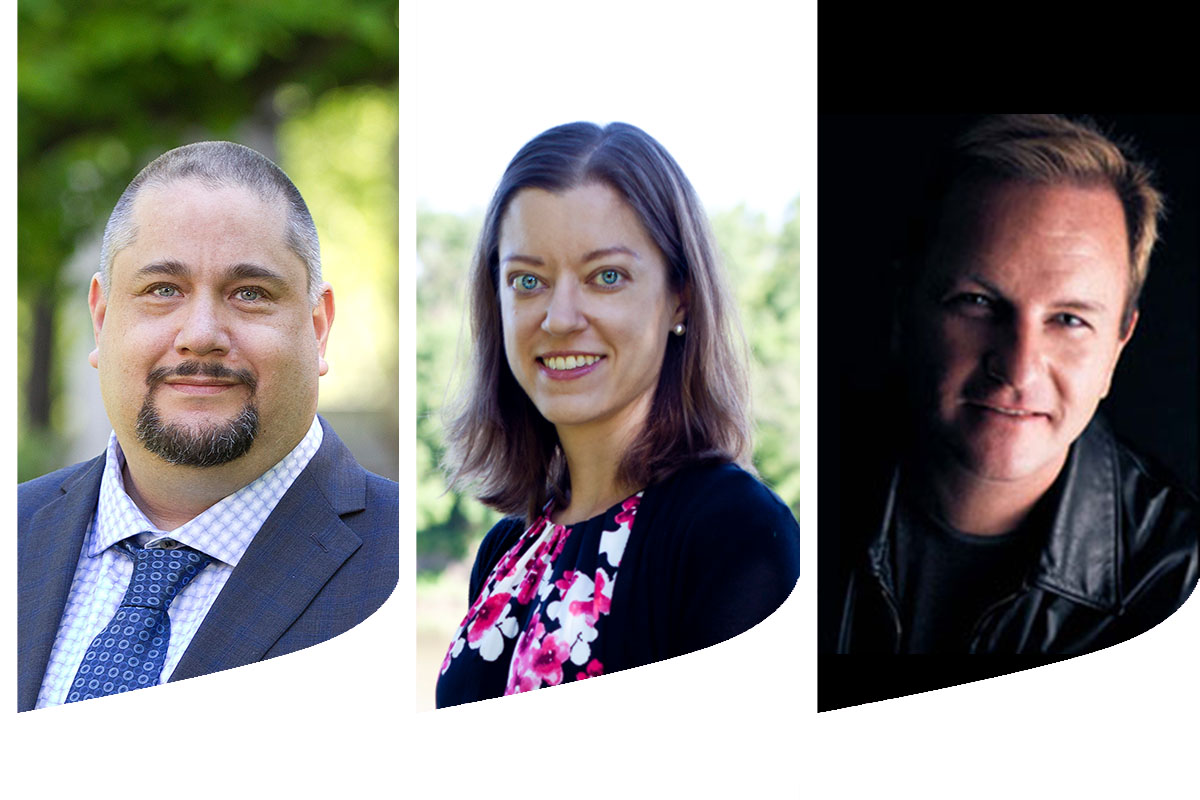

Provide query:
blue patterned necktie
left=66, top=538, right=212, bottom=703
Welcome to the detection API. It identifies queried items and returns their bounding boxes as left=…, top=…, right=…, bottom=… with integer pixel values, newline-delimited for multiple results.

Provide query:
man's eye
left=960, top=293, right=991, bottom=307
left=235, top=287, right=265, bottom=302
left=1052, top=312, right=1088, bottom=329
left=947, top=292, right=994, bottom=315
left=150, top=285, right=180, bottom=298
left=512, top=274, right=542, bottom=292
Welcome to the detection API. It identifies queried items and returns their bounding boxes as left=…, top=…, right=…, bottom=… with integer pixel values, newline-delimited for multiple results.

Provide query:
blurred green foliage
left=416, top=201, right=802, bottom=575
left=278, top=85, right=399, bottom=415
left=18, top=0, right=398, bottom=481
left=416, top=209, right=502, bottom=571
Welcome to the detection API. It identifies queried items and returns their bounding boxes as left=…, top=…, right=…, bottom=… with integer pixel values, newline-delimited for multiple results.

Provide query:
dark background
left=817, top=114, right=1200, bottom=708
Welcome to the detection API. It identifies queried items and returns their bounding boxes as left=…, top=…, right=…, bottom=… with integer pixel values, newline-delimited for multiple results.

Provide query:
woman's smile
left=537, top=353, right=605, bottom=380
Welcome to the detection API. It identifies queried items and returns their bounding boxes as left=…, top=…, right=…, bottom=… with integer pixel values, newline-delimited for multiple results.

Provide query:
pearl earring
left=672, top=322, right=686, bottom=336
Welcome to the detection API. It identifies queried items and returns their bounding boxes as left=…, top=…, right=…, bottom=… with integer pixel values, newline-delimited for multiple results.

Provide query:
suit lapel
left=170, top=421, right=367, bottom=680
left=17, top=457, right=105, bottom=711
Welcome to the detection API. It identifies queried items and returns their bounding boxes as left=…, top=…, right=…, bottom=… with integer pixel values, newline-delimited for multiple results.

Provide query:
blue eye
left=597, top=270, right=622, bottom=286
left=151, top=285, right=180, bottom=298
left=514, top=274, right=541, bottom=292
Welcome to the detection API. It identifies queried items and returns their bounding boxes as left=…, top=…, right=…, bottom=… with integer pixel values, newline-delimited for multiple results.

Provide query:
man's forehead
left=115, top=178, right=299, bottom=278
left=943, top=178, right=1126, bottom=242
left=131, top=177, right=282, bottom=222
left=929, top=181, right=1130, bottom=279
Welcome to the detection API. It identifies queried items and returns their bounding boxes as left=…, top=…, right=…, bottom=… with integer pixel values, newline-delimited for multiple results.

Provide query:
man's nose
left=541, top=282, right=587, bottom=336
left=985, top=318, right=1043, bottom=391
left=174, top=296, right=231, bottom=356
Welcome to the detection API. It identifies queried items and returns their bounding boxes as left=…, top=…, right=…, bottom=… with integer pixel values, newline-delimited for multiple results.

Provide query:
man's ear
left=313, top=282, right=335, bottom=376
left=87, top=273, right=106, bottom=369
left=1102, top=308, right=1139, bottom=398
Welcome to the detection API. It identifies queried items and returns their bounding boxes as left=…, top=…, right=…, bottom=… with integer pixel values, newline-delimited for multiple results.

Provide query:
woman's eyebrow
left=582, top=245, right=638, bottom=262
left=500, top=253, right=545, bottom=266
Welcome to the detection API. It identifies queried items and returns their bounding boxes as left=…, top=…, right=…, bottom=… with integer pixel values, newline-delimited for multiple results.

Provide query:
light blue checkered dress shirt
left=35, top=417, right=323, bottom=708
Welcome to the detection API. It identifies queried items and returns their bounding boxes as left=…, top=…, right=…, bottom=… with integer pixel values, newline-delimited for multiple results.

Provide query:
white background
left=6, top=3, right=1197, bottom=798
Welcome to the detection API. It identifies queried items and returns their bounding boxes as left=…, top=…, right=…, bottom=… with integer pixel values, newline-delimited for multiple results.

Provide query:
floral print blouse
left=435, top=462, right=801, bottom=709
left=437, top=493, right=642, bottom=703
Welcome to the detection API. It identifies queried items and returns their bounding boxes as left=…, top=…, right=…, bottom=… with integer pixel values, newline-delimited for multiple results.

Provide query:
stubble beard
left=135, top=361, right=260, bottom=467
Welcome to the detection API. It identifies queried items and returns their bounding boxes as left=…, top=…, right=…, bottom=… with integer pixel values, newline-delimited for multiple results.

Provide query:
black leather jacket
left=836, top=417, right=1199, bottom=654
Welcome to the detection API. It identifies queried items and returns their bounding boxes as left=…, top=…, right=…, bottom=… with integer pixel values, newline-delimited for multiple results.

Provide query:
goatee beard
left=135, top=361, right=260, bottom=467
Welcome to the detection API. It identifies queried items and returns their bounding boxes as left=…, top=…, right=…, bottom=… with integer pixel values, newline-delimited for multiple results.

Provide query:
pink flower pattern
left=574, top=658, right=604, bottom=680
left=467, top=593, right=512, bottom=643
left=614, top=495, right=639, bottom=526
left=568, top=570, right=611, bottom=625
left=438, top=492, right=642, bottom=698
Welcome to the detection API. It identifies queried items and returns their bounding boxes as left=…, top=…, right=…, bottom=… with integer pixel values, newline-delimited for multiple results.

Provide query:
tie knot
left=117, top=539, right=213, bottom=611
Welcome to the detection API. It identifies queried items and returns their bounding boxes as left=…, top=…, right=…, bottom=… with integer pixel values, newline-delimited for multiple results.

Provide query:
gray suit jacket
left=17, top=417, right=398, bottom=711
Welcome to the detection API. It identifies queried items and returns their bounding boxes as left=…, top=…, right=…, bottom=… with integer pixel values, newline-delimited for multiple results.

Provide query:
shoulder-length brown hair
left=443, top=122, right=753, bottom=522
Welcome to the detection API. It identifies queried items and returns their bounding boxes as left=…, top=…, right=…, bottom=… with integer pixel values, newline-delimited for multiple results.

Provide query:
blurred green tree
left=18, top=0, right=397, bottom=478
left=278, top=85, right=399, bottom=423
left=415, top=209, right=500, bottom=572
left=713, top=200, right=802, bottom=512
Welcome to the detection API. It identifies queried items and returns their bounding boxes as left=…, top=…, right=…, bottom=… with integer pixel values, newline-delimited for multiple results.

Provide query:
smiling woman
left=435, top=122, right=799, bottom=707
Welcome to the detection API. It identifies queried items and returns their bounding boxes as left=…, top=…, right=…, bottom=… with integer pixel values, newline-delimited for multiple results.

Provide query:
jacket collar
left=867, top=416, right=1123, bottom=613
left=1033, top=417, right=1121, bottom=611
left=169, top=416, right=366, bottom=680
left=18, top=456, right=106, bottom=712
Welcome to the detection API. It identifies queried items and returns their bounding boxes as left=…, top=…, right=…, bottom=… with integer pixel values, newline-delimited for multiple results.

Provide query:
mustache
left=146, top=361, right=258, bottom=393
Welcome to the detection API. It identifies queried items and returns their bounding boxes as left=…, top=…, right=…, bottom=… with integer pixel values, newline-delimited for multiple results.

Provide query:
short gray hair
left=99, top=141, right=322, bottom=305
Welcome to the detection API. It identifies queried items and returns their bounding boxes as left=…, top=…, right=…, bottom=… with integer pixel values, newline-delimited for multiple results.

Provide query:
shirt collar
left=91, top=416, right=324, bottom=566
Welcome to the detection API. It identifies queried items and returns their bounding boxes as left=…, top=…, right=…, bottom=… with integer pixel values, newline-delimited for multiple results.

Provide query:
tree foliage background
left=18, top=0, right=399, bottom=481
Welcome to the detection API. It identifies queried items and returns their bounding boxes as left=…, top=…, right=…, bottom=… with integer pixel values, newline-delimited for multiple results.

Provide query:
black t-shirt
left=893, top=483, right=1053, bottom=653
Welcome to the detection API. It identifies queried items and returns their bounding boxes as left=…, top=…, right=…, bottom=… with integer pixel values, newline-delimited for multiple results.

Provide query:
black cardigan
left=440, top=462, right=799, bottom=705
